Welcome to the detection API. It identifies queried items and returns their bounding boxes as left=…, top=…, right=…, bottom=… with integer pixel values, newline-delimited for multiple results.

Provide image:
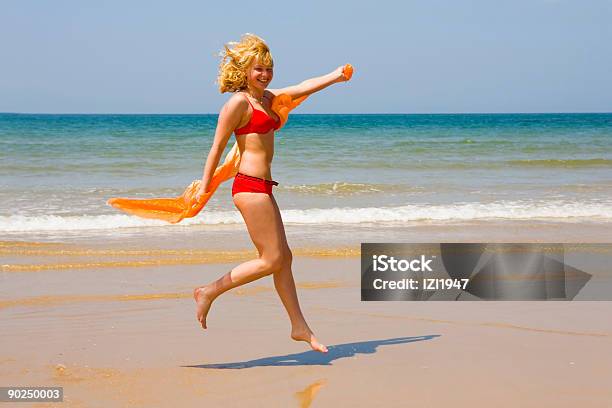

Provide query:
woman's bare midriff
left=235, top=130, right=275, bottom=180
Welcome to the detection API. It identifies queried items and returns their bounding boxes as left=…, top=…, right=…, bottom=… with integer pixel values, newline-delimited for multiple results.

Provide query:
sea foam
left=1, top=200, right=610, bottom=233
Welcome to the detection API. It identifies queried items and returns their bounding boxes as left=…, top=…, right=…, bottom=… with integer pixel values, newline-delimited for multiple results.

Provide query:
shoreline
left=2, top=219, right=611, bottom=248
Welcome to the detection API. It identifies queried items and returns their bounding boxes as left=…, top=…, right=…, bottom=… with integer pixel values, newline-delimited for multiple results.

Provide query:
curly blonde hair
left=217, top=34, right=274, bottom=93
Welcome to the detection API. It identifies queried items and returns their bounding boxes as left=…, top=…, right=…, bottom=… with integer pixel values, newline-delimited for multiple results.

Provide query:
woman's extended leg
left=193, top=192, right=327, bottom=352
left=194, top=192, right=283, bottom=329
left=269, top=195, right=327, bottom=353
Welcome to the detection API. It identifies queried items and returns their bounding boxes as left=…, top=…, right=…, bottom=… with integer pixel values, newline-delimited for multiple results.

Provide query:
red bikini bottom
left=232, top=172, right=279, bottom=196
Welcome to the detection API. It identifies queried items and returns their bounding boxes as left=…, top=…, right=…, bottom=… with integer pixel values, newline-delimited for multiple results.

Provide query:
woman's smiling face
left=247, top=60, right=273, bottom=92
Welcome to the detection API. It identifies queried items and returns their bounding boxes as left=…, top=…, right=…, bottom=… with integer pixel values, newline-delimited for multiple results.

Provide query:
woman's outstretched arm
left=196, top=96, right=247, bottom=198
left=269, top=65, right=349, bottom=99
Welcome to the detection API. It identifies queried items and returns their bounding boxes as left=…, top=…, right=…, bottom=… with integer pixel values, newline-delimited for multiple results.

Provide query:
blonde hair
left=217, top=34, right=274, bottom=93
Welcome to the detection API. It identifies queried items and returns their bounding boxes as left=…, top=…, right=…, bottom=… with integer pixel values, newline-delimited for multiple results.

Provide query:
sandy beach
left=2, top=226, right=611, bottom=407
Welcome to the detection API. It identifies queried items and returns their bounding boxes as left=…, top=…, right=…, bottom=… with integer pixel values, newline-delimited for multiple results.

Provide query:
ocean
left=1, top=113, right=611, bottom=240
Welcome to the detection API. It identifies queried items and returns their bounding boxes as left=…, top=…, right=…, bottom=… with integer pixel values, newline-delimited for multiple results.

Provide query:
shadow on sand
left=184, top=335, right=440, bottom=369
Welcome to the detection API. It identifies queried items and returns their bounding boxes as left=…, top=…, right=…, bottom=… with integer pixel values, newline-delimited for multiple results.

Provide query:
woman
left=193, top=34, right=349, bottom=353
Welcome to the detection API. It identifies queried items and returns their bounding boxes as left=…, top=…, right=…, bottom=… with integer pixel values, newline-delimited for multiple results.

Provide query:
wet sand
left=1, top=235, right=612, bottom=407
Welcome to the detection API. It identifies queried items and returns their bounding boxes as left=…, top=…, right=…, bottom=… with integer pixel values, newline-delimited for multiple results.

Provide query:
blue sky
left=1, top=0, right=611, bottom=113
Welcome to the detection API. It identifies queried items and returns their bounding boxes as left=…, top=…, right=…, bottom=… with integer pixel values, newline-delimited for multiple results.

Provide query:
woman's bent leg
left=269, top=195, right=327, bottom=353
left=194, top=192, right=286, bottom=329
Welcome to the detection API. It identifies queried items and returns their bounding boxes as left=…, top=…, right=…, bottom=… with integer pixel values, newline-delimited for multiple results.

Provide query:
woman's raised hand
left=335, top=64, right=354, bottom=82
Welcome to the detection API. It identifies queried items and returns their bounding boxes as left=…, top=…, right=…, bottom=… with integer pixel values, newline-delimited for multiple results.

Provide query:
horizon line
left=2, top=111, right=612, bottom=116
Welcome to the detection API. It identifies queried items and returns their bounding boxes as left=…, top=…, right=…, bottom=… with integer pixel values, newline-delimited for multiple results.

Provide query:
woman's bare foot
left=291, top=327, right=328, bottom=353
left=193, top=286, right=215, bottom=329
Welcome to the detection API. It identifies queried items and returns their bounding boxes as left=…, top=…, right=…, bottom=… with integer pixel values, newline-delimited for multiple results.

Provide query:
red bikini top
left=234, top=94, right=281, bottom=136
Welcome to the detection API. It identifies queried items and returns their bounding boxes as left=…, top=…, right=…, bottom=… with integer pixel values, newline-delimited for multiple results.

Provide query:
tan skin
left=193, top=59, right=348, bottom=353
